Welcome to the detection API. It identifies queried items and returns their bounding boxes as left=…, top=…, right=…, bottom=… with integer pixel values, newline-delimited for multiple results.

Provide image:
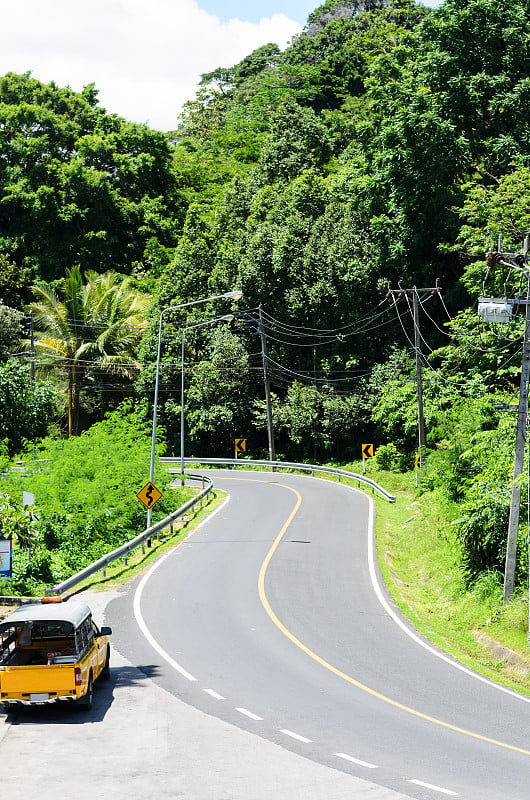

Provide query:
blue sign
left=0, top=538, right=12, bottom=578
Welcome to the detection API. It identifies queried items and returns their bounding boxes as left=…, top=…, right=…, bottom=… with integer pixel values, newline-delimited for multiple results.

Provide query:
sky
left=0, top=0, right=444, bottom=132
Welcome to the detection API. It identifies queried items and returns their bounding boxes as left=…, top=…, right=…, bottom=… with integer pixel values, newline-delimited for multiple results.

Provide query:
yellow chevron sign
left=361, top=443, right=374, bottom=459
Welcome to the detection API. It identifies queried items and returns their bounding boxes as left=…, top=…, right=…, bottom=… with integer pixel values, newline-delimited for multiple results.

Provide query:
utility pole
left=258, top=304, right=276, bottom=465
left=505, top=275, right=530, bottom=600
left=484, top=245, right=530, bottom=601
left=413, top=289, right=426, bottom=457
left=22, top=310, right=35, bottom=382
left=387, top=284, right=440, bottom=475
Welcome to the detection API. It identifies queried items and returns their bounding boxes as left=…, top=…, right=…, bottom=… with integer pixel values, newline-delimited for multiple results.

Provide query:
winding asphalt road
left=107, top=470, right=530, bottom=800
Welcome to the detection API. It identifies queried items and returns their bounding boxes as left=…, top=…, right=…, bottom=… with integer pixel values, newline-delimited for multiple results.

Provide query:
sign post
left=234, top=438, right=247, bottom=459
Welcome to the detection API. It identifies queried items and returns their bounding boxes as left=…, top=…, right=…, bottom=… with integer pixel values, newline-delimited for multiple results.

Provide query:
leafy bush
left=1, top=401, right=190, bottom=594
left=0, top=361, right=60, bottom=454
left=374, top=442, right=410, bottom=472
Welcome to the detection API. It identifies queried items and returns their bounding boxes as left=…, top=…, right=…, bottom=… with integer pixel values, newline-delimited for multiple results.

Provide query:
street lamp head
left=223, top=290, right=243, bottom=301
left=220, top=314, right=235, bottom=322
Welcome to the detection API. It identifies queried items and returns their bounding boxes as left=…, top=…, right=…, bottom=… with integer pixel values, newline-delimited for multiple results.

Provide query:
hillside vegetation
left=1, top=0, right=530, bottom=619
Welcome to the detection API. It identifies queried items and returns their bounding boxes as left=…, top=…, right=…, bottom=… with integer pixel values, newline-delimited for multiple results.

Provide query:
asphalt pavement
left=0, top=587, right=414, bottom=800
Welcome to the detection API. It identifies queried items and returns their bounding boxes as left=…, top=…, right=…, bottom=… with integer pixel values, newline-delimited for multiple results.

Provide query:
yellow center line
left=228, top=477, right=530, bottom=758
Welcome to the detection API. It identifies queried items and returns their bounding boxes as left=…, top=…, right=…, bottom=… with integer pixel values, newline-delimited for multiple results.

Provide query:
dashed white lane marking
left=204, top=688, right=225, bottom=700
left=408, top=779, right=459, bottom=796
left=334, top=752, right=378, bottom=769
left=236, top=707, right=263, bottom=721
left=279, top=728, right=313, bottom=743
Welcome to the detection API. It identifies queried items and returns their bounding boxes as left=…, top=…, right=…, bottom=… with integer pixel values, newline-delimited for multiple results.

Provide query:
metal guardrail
left=162, top=457, right=396, bottom=503
left=44, top=457, right=394, bottom=597
left=45, top=473, right=213, bottom=597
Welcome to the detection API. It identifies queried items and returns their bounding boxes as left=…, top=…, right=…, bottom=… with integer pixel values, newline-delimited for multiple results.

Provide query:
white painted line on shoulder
left=408, top=779, right=459, bottom=796
left=235, top=707, right=263, bottom=721
left=278, top=729, right=313, bottom=743
left=132, top=496, right=232, bottom=684
left=334, top=752, right=378, bottom=769
left=365, top=495, right=530, bottom=705
left=203, top=689, right=226, bottom=700
left=133, top=551, right=197, bottom=682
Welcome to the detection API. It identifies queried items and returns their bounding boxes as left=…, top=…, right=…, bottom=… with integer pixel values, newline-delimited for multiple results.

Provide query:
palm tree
left=31, top=266, right=150, bottom=435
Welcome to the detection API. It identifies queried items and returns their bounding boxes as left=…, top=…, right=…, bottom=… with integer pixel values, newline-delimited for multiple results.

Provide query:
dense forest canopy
left=2, top=0, right=530, bottom=586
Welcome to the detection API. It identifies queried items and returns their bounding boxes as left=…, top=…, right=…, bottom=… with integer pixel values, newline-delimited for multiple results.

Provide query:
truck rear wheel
left=77, top=673, right=93, bottom=711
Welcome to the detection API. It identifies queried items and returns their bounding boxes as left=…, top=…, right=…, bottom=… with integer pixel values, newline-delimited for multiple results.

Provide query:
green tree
left=0, top=360, right=59, bottom=453
left=0, top=73, right=184, bottom=282
left=0, top=304, right=23, bottom=362
left=0, top=254, right=26, bottom=307
left=360, top=0, right=530, bottom=276
left=258, top=97, right=331, bottom=181
left=185, top=326, right=255, bottom=455
left=31, top=267, right=150, bottom=436
left=271, top=381, right=365, bottom=461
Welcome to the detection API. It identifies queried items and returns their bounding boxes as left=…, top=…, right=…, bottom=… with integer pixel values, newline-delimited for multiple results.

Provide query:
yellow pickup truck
left=0, top=599, right=111, bottom=711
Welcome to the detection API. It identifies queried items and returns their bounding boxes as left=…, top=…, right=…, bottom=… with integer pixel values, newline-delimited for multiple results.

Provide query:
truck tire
left=77, top=673, right=93, bottom=711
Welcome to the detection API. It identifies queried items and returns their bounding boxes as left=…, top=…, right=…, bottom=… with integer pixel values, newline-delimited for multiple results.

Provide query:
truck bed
left=0, top=663, right=79, bottom=700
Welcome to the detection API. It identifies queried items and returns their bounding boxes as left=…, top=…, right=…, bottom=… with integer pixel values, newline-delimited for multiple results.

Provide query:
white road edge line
left=133, top=496, right=232, bottom=683
left=204, top=689, right=226, bottom=700
left=334, top=752, right=378, bottom=769
left=364, top=493, right=530, bottom=705
left=236, top=707, right=263, bottom=721
left=408, top=778, right=459, bottom=796
left=278, top=729, right=313, bottom=743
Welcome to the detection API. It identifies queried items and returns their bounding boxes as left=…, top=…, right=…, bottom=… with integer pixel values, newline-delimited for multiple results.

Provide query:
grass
left=367, top=465, right=530, bottom=695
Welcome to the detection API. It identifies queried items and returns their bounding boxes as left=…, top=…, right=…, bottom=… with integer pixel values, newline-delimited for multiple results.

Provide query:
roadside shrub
left=1, top=401, right=191, bottom=595
left=375, top=443, right=409, bottom=472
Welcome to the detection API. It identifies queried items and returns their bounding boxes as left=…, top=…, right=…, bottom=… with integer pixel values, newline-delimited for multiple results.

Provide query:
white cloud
left=0, top=0, right=301, bottom=130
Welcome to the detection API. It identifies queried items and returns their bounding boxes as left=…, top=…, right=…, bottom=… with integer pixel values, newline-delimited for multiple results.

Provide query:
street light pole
left=147, top=291, right=242, bottom=527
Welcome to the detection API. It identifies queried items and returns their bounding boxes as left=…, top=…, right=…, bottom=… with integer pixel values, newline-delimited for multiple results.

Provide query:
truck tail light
left=74, top=667, right=83, bottom=686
